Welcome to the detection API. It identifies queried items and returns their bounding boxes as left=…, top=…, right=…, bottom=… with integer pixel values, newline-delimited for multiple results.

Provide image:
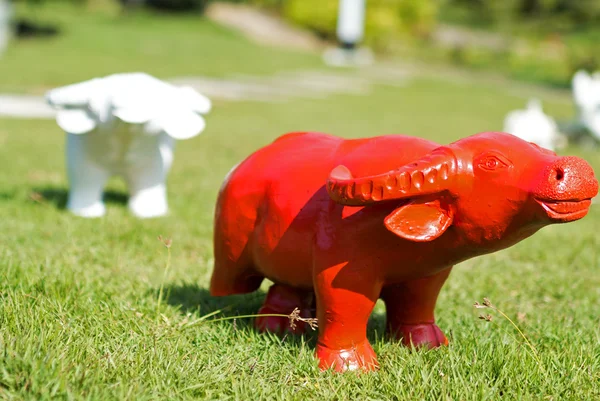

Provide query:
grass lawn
left=0, top=1, right=323, bottom=94
left=2, top=75, right=600, bottom=400
left=1, top=4, right=600, bottom=400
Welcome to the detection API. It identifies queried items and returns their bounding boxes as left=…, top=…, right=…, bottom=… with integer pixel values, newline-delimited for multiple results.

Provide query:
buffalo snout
left=536, top=156, right=598, bottom=202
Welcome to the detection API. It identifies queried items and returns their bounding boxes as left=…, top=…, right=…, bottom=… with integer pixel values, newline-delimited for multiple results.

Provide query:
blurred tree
left=145, top=0, right=209, bottom=12
left=445, top=0, right=600, bottom=27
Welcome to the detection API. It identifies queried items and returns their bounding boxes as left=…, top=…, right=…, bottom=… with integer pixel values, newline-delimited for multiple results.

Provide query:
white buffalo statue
left=503, top=98, right=565, bottom=151
left=46, top=72, right=211, bottom=218
left=572, top=69, right=600, bottom=142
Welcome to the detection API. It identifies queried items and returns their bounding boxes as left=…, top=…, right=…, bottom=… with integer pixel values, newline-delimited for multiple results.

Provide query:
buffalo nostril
left=554, top=168, right=564, bottom=181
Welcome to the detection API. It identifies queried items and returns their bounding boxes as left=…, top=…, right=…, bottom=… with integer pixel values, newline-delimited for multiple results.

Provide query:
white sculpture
left=572, top=69, right=600, bottom=141
left=0, top=0, right=12, bottom=57
left=46, top=72, right=211, bottom=218
left=503, top=98, right=565, bottom=151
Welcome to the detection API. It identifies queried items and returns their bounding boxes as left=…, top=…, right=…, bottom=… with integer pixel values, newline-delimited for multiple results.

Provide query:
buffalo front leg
left=65, top=134, right=109, bottom=218
left=128, top=182, right=168, bottom=218
left=381, top=267, right=452, bottom=348
left=125, top=163, right=168, bottom=219
left=125, top=135, right=174, bottom=219
left=314, top=261, right=381, bottom=372
left=254, top=284, right=315, bottom=335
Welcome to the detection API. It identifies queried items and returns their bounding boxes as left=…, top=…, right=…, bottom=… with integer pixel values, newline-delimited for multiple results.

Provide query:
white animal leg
left=127, top=182, right=168, bottom=219
left=65, top=134, right=109, bottom=218
left=125, top=138, right=171, bottom=218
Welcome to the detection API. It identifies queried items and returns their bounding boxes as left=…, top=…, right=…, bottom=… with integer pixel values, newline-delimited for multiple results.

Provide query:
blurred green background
left=8, top=0, right=598, bottom=87
left=237, top=0, right=600, bottom=87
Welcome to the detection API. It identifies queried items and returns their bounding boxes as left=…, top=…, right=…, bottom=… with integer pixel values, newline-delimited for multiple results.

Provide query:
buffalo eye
left=484, top=158, right=499, bottom=169
left=475, top=153, right=511, bottom=172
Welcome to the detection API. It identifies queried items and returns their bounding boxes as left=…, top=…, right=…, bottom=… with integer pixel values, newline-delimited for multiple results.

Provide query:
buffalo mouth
left=535, top=198, right=593, bottom=221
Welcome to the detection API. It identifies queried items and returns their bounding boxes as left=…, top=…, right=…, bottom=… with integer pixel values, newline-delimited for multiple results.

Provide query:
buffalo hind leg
left=209, top=258, right=264, bottom=297
left=381, top=267, right=452, bottom=348
left=255, top=284, right=315, bottom=335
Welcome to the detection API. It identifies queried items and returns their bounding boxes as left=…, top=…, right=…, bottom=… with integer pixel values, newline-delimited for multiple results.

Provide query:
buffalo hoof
left=316, top=340, right=379, bottom=372
left=390, top=323, right=448, bottom=348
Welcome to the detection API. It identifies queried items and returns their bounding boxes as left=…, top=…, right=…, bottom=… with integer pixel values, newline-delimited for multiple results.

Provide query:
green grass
left=0, top=1, right=323, bottom=94
left=2, top=74, right=600, bottom=400
left=1, top=3, right=600, bottom=398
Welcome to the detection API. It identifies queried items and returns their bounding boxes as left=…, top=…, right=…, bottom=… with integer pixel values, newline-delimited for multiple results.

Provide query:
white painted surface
left=572, top=70, right=600, bottom=140
left=0, top=0, right=11, bottom=57
left=46, top=72, right=211, bottom=218
left=503, top=98, right=565, bottom=151
left=336, top=0, right=365, bottom=45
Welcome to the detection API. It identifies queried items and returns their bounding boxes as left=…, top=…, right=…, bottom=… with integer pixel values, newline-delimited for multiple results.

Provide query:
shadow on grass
left=0, top=191, right=15, bottom=201
left=14, top=19, right=61, bottom=39
left=164, top=283, right=266, bottom=318
left=29, top=187, right=129, bottom=210
left=160, top=282, right=387, bottom=345
left=161, top=283, right=323, bottom=347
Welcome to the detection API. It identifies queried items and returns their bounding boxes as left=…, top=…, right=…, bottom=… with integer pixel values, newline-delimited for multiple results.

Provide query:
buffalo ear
left=158, top=110, right=207, bottom=140
left=56, top=109, right=98, bottom=134
left=384, top=200, right=453, bottom=242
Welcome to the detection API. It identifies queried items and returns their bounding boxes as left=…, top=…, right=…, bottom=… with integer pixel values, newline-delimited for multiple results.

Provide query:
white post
left=0, top=0, right=11, bottom=58
left=337, top=0, right=365, bottom=49
left=324, top=0, right=373, bottom=67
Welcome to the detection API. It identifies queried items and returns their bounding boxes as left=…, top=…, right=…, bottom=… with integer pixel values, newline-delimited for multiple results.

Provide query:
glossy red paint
left=210, top=131, right=598, bottom=372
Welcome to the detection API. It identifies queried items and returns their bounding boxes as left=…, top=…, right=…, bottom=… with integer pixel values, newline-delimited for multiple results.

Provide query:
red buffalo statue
left=210, top=131, right=598, bottom=372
